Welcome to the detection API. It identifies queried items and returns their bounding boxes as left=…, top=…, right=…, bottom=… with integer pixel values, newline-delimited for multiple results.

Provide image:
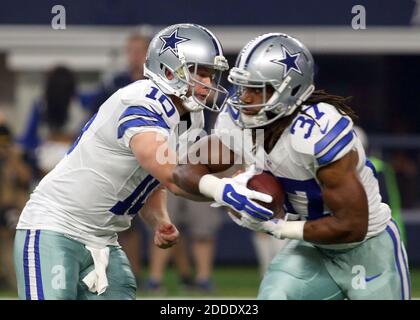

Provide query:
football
left=246, top=171, right=285, bottom=219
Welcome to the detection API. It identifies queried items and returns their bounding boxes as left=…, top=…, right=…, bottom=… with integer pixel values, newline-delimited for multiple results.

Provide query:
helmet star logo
left=270, top=46, right=302, bottom=78
left=159, top=29, right=190, bottom=57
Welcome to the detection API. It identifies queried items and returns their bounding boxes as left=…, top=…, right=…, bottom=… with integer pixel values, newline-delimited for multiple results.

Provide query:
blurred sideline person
left=147, top=192, right=222, bottom=293
left=13, top=24, right=269, bottom=300
left=17, top=66, right=88, bottom=181
left=0, top=117, right=31, bottom=290
left=173, top=33, right=410, bottom=299
left=89, top=33, right=150, bottom=115
left=389, top=151, right=418, bottom=208
left=354, top=126, right=407, bottom=245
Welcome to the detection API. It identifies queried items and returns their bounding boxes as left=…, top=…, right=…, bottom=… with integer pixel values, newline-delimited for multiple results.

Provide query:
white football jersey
left=17, top=80, right=204, bottom=248
left=215, top=102, right=391, bottom=249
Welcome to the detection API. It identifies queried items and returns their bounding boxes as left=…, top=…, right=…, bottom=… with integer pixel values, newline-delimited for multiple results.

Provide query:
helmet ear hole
left=291, top=85, right=301, bottom=96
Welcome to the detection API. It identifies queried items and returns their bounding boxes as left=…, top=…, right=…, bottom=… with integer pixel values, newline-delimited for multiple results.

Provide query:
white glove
left=228, top=210, right=284, bottom=235
left=200, top=166, right=273, bottom=221
left=260, top=219, right=286, bottom=239
left=228, top=210, right=305, bottom=240
left=227, top=211, right=269, bottom=232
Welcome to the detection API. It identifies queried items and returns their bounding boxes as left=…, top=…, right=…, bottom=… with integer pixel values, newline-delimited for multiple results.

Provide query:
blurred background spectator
left=17, top=65, right=88, bottom=181
left=89, top=33, right=150, bottom=115
left=0, top=115, right=31, bottom=290
left=146, top=193, right=223, bottom=293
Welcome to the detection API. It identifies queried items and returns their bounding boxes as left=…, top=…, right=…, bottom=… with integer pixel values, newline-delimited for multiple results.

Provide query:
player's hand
left=260, top=219, right=285, bottom=239
left=201, top=166, right=274, bottom=221
left=154, top=223, right=179, bottom=249
left=227, top=210, right=267, bottom=232
left=227, top=209, right=285, bottom=238
left=219, top=177, right=273, bottom=220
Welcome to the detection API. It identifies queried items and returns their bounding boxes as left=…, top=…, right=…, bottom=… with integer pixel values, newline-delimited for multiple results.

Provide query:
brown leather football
left=246, top=171, right=285, bottom=219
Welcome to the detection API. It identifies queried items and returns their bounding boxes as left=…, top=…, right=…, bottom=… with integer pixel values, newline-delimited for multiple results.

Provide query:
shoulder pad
left=289, top=103, right=355, bottom=166
left=119, top=80, right=170, bottom=113
left=119, top=80, right=178, bottom=121
left=119, top=80, right=151, bottom=105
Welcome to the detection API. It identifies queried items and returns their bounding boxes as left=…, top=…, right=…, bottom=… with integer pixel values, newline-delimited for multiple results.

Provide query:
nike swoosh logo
left=225, top=191, right=243, bottom=208
left=319, top=121, right=330, bottom=134
left=365, top=272, right=383, bottom=282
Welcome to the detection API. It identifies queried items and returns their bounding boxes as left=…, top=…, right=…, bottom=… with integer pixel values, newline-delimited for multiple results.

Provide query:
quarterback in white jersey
left=18, top=79, right=205, bottom=247
left=14, top=24, right=273, bottom=300
left=173, top=33, right=410, bottom=299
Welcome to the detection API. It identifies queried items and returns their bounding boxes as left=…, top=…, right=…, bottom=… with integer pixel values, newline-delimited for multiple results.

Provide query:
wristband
left=281, top=221, right=306, bottom=240
left=198, top=174, right=222, bottom=199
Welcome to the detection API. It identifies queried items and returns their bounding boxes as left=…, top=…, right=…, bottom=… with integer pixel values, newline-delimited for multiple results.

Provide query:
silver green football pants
left=14, top=229, right=136, bottom=300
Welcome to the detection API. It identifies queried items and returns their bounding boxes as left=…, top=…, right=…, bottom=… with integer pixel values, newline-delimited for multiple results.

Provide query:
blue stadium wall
left=0, top=0, right=416, bottom=26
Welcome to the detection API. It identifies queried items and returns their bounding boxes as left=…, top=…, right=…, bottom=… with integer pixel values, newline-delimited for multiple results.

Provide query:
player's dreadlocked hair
left=261, top=90, right=358, bottom=153
left=305, top=90, right=358, bottom=122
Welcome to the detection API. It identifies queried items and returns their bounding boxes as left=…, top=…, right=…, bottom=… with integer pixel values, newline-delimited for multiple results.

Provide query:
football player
left=173, top=33, right=410, bottom=300
left=13, top=24, right=272, bottom=300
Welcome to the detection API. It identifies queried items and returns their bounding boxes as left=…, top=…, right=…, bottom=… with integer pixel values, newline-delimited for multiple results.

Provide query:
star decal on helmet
left=158, top=28, right=190, bottom=57
left=270, top=46, right=302, bottom=78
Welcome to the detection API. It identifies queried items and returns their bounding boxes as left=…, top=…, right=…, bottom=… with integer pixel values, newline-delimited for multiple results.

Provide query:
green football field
left=139, top=266, right=420, bottom=298
left=1, top=266, right=418, bottom=299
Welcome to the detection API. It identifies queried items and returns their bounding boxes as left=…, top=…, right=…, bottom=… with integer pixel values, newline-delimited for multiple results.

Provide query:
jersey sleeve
left=289, top=102, right=356, bottom=168
left=117, top=104, right=170, bottom=149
